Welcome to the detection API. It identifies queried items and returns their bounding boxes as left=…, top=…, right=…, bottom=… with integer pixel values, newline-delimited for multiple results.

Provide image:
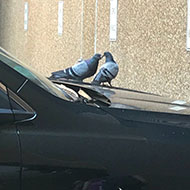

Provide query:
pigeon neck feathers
left=104, top=52, right=115, bottom=63
left=86, top=54, right=100, bottom=69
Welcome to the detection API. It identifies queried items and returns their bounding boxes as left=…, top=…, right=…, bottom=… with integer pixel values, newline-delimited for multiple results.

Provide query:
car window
left=0, top=83, right=10, bottom=109
left=0, top=51, right=69, bottom=101
left=0, top=82, right=24, bottom=111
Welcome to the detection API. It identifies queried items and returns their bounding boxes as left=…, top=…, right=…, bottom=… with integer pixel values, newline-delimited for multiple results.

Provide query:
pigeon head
left=103, top=52, right=114, bottom=62
left=93, top=53, right=102, bottom=60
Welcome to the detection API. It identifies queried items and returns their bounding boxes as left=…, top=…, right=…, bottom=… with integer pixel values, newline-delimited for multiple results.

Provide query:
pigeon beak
left=100, top=55, right=105, bottom=59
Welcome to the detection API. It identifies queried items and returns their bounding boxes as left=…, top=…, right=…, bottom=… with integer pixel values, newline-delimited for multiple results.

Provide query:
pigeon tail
left=49, top=53, right=102, bottom=82
left=49, top=70, right=69, bottom=80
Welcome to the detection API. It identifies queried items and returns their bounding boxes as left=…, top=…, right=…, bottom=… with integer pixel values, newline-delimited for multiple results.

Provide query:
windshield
left=0, top=47, right=71, bottom=100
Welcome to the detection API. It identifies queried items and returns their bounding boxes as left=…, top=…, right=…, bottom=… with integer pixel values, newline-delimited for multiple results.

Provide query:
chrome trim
left=17, top=79, right=28, bottom=93
left=15, top=112, right=37, bottom=124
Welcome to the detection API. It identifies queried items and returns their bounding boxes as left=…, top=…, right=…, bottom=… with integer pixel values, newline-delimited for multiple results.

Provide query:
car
left=1, top=47, right=190, bottom=190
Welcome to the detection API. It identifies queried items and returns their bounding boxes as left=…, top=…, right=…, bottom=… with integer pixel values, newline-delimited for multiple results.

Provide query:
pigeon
left=49, top=54, right=102, bottom=81
left=92, top=52, right=119, bottom=86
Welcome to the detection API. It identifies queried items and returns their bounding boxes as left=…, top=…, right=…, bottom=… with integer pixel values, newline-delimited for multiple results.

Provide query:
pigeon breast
left=100, top=61, right=119, bottom=79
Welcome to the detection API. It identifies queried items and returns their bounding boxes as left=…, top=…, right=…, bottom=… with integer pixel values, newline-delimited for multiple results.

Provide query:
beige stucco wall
left=0, top=0, right=83, bottom=74
left=0, top=0, right=190, bottom=101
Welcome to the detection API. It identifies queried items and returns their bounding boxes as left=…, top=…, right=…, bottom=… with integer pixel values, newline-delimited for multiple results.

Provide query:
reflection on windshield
left=0, top=47, right=71, bottom=101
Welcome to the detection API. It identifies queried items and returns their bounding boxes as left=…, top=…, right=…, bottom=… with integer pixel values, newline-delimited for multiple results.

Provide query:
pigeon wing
left=100, top=61, right=119, bottom=79
left=71, top=60, right=89, bottom=79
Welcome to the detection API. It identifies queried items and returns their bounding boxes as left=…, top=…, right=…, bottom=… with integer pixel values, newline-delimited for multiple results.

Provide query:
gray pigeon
left=49, top=54, right=102, bottom=81
left=92, top=52, right=119, bottom=86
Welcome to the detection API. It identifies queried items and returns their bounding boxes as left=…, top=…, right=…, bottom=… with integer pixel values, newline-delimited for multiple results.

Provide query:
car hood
left=56, top=80, right=190, bottom=116
left=97, top=86, right=190, bottom=115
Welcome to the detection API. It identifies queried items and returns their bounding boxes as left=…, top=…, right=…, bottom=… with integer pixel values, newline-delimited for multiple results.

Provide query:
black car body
left=0, top=47, right=190, bottom=190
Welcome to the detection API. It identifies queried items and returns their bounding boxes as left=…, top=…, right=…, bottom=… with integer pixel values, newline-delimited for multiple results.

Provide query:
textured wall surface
left=0, top=0, right=190, bottom=101
left=96, top=0, right=190, bottom=100
left=82, top=0, right=96, bottom=58
left=0, top=0, right=25, bottom=60
left=0, top=0, right=83, bottom=75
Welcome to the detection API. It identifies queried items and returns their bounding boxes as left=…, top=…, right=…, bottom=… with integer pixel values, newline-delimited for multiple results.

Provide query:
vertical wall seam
left=187, top=0, right=190, bottom=51
left=58, top=1, right=64, bottom=36
left=80, top=0, right=84, bottom=58
left=94, top=0, right=98, bottom=54
left=24, top=2, right=29, bottom=31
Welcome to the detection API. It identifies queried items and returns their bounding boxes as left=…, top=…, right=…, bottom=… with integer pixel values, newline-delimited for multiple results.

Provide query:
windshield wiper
left=51, top=80, right=111, bottom=106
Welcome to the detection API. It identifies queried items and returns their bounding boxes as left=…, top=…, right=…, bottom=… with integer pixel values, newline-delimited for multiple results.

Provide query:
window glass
left=0, top=53, right=68, bottom=100
left=0, top=83, right=24, bottom=111
left=0, top=83, right=10, bottom=109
